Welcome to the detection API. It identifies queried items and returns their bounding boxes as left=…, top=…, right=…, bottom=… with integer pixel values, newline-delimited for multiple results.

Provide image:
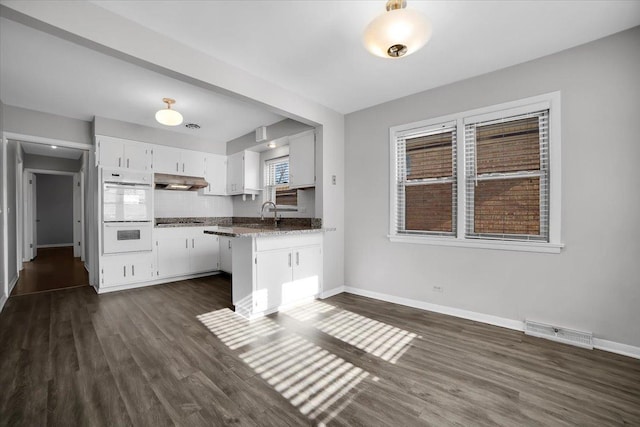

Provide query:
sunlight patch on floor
left=315, top=311, right=417, bottom=363
left=197, top=308, right=282, bottom=350
left=240, top=334, right=369, bottom=425
left=283, top=300, right=417, bottom=364
left=281, top=300, right=336, bottom=322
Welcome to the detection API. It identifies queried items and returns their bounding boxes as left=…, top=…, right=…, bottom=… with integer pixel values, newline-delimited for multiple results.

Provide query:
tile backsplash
left=154, top=190, right=233, bottom=218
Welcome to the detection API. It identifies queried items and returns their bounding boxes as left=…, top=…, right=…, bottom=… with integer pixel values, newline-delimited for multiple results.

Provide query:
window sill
left=388, top=234, right=563, bottom=253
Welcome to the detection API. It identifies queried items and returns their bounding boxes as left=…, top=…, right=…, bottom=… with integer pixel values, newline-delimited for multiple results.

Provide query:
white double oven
left=102, top=168, right=153, bottom=254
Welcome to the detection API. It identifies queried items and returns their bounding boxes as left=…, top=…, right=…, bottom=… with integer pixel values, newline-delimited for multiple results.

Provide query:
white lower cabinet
left=156, top=232, right=190, bottom=278
left=155, top=227, right=219, bottom=279
left=219, top=236, right=233, bottom=273
left=233, top=233, right=323, bottom=318
left=101, top=253, right=154, bottom=288
left=190, top=234, right=220, bottom=274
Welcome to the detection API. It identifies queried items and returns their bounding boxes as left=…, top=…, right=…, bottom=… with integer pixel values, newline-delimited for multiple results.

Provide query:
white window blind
left=264, top=156, right=297, bottom=206
left=394, top=123, right=457, bottom=236
left=464, top=110, right=549, bottom=241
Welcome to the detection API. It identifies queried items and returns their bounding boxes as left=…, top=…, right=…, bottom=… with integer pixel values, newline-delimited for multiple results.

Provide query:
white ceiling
left=0, top=17, right=285, bottom=146
left=1, top=0, right=639, bottom=147
left=20, top=141, right=83, bottom=160
left=90, top=0, right=640, bottom=114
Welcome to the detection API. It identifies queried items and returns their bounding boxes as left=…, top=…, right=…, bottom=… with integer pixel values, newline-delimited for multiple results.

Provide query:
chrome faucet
left=260, top=201, right=279, bottom=227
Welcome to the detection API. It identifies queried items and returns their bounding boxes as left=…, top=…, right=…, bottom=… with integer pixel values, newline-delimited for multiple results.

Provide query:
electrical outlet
left=432, top=285, right=444, bottom=293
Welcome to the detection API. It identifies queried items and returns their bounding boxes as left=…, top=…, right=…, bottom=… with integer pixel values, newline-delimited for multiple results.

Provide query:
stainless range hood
left=154, top=173, right=208, bottom=191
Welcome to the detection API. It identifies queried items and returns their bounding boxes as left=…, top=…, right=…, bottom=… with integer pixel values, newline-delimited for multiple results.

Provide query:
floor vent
left=524, top=320, right=593, bottom=349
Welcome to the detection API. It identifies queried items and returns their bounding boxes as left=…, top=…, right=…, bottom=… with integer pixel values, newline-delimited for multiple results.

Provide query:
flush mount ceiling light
left=267, top=141, right=276, bottom=149
left=363, top=0, right=432, bottom=58
left=155, top=98, right=183, bottom=126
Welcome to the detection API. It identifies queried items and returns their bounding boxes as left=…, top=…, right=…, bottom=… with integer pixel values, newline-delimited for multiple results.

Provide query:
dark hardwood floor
left=1, top=275, right=639, bottom=426
left=12, top=246, right=89, bottom=296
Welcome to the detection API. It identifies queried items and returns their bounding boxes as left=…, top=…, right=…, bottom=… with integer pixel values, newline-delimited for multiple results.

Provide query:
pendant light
left=155, top=98, right=183, bottom=126
left=363, top=0, right=432, bottom=58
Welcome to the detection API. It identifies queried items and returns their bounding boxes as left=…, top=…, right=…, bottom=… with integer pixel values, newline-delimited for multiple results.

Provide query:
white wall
left=24, top=153, right=82, bottom=173
left=345, top=27, right=640, bottom=348
left=1, top=100, right=6, bottom=306
left=154, top=190, right=232, bottom=218
left=4, top=105, right=91, bottom=145
left=5, top=140, right=18, bottom=291
left=226, top=119, right=313, bottom=155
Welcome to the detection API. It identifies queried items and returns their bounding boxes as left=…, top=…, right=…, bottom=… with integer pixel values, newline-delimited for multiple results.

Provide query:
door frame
left=7, top=133, right=92, bottom=275
left=23, top=168, right=81, bottom=260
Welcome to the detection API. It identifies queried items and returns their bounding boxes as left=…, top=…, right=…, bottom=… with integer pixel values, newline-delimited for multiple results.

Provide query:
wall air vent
left=524, top=320, right=593, bottom=349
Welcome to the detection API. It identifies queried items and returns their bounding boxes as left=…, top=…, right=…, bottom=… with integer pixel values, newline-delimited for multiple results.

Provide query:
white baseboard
left=342, top=285, right=640, bottom=360
left=320, top=285, right=345, bottom=299
left=0, top=275, right=19, bottom=313
left=593, top=338, right=640, bottom=359
left=8, top=275, right=18, bottom=295
left=344, top=286, right=524, bottom=331
left=37, top=243, right=73, bottom=248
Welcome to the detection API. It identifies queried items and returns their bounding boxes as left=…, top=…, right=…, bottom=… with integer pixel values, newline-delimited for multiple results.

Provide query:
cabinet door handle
left=123, top=266, right=126, bottom=277
left=192, top=238, right=195, bottom=248
left=288, top=253, right=291, bottom=267
left=132, top=265, right=135, bottom=276
left=127, top=158, right=130, bottom=168
left=182, top=163, right=185, bottom=172
left=228, top=240, right=231, bottom=249
left=296, top=252, right=299, bottom=266
left=118, top=157, right=122, bottom=168
left=176, top=162, right=179, bottom=172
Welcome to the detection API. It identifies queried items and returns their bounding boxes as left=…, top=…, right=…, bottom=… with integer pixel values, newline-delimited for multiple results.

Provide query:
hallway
left=11, top=246, right=89, bottom=296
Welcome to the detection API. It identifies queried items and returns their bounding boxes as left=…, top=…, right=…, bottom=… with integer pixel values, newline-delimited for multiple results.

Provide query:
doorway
left=13, top=141, right=89, bottom=296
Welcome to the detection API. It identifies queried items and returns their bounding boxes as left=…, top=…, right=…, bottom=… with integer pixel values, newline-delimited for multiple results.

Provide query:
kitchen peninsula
left=204, top=222, right=329, bottom=319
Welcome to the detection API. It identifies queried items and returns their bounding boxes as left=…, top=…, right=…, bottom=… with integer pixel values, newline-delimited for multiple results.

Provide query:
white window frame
left=389, top=92, right=563, bottom=253
left=263, top=155, right=298, bottom=210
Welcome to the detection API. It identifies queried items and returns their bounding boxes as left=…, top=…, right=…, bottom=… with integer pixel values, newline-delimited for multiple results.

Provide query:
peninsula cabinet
left=219, top=236, right=233, bottom=273
left=232, top=233, right=323, bottom=318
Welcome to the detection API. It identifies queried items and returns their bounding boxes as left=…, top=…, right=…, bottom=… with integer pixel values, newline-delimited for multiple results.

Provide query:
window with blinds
left=395, top=124, right=457, bottom=236
left=465, top=111, right=549, bottom=241
left=389, top=92, right=560, bottom=251
left=264, top=156, right=297, bottom=206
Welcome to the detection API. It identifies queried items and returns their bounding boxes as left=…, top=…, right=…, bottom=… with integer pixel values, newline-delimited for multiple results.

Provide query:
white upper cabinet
left=288, top=131, right=315, bottom=188
left=97, top=136, right=151, bottom=170
left=152, top=145, right=181, bottom=174
left=152, top=145, right=205, bottom=177
left=203, top=154, right=227, bottom=196
left=181, top=149, right=206, bottom=177
left=226, top=150, right=261, bottom=195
